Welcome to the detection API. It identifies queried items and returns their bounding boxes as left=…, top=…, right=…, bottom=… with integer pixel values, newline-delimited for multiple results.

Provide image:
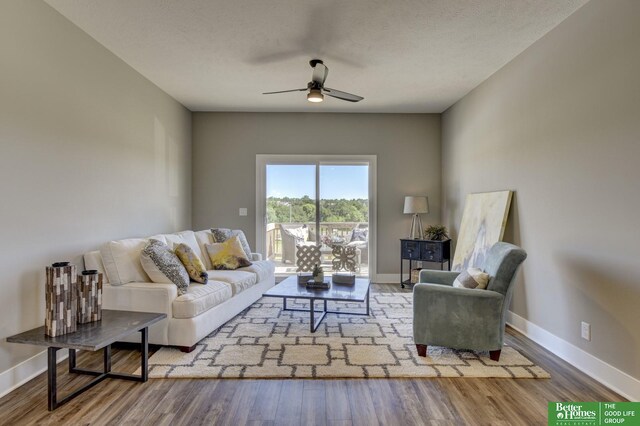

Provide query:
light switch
left=239, top=208, right=248, bottom=216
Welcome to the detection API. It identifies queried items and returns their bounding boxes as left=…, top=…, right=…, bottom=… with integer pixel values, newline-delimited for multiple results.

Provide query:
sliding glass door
left=257, top=155, right=376, bottom=278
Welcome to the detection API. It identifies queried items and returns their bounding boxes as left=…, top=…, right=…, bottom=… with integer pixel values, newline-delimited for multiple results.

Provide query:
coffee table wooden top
left=263, top=275, right=370, bottom=302
left=6, top=310, right=166, bottom=351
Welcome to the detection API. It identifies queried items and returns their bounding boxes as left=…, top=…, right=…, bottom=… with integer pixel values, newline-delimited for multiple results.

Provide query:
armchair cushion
left=418, top=269, right=460, bottom=286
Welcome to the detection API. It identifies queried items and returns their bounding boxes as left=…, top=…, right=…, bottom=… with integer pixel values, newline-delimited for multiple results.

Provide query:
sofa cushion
left=140, top=239, right=190, bottom=295
left=206, top=269, right=257, bottom=296
left=194, top=230, right=214, bottom=269
left=162, top=231, right=205, bottom=261
left=206, top=237, right=252, bottom=270
left=172, top=281, right=232, bottom=319
left=84, top=251, right=106, bottom=278
left=148, top=234, right=168, bottom=244
left=99, top=238, right=150, bottom=285
left=211, top=228, right=252, bottom=258
left=174, top=243, right=208, bottom=284
left=238, top=260, right=275, bottom=282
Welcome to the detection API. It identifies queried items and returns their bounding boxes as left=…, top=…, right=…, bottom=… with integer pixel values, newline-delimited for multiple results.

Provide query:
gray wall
left=442, top=0, right=640, bottom=379
left=192, top=113, right=441, bottom=275
left=0, top=1, right=191, bottom=373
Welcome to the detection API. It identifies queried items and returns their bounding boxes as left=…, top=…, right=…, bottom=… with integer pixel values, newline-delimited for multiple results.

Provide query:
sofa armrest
left=418, top=270, right=460, bottom=286
left=102, top=282, right=177, bottom=316
left=251, top=253, right=263, bottom=261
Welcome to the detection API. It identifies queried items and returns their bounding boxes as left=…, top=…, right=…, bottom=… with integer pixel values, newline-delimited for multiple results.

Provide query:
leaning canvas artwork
left=451, top=190, right=513, bottom=272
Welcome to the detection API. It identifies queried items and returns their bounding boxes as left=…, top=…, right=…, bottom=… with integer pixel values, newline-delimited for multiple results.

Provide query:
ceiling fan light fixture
left=307, top=89, right=324, bottom=103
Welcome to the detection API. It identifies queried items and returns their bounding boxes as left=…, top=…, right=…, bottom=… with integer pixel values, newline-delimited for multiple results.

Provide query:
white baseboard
left=0, top=349, right=68, bottom=399
left=375, top=273, right=408, bottom=284
left=506, top=311, right=639, bottom=401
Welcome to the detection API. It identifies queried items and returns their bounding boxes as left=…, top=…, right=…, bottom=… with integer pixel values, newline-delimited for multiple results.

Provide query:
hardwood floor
left=0, top=283, right=625, bottom=425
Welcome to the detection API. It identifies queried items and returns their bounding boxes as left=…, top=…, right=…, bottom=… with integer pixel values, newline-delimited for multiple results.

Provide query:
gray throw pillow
left=453, top=268, right=490, bottom=290
left=140, top=239, right=190, bottom=295
left=211, top=228, right=252, bottom=258
left=350, top=228, right=368, bottom=242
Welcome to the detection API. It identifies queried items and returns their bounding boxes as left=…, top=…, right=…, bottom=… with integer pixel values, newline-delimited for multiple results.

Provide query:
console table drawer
left=421, top=242, right=443, bottom=262
left=401, top=240, right=421, bottom=259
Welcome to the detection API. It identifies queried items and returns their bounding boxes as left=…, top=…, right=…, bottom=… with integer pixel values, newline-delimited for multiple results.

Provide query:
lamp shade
left=403, top=196, right=429, bottom=214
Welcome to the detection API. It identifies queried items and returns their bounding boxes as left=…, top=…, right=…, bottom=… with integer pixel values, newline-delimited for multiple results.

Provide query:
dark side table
left=400, top=238, right=451, bottom=288
left=7, top=309, right=166, bottom=411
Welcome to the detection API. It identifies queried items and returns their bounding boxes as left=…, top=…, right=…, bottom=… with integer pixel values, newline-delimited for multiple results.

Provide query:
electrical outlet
left=581, top=321, right=591, bottom=341
left=239, top=208, right=247, bottom=216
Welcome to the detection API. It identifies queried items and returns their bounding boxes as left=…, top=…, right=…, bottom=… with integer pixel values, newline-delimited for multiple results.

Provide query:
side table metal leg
left=68, top=348, right=76, bottom=372
left=48, top=347, right=59, bottom=411
left=104, top=345, right=112, bottom=373
left=140, top=327, right=149, bottom=382
left=283, top=297, right=287, bottom=311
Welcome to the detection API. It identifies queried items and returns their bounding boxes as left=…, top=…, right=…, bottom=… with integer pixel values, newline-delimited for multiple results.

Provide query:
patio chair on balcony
left=279, top=223, right=316, bottom=264
left=345, top=223, right=369, bottom=264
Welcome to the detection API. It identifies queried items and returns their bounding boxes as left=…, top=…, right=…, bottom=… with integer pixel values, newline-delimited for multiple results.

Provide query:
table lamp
left=404, top=196, right=429, bottom=239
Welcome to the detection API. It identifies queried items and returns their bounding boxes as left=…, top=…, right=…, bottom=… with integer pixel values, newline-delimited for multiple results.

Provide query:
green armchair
left=412, top=242, right=527, bottom=361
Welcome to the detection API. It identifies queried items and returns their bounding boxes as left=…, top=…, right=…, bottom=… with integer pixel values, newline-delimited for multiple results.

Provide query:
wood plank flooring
left=0, top=283, right=625, bottom=425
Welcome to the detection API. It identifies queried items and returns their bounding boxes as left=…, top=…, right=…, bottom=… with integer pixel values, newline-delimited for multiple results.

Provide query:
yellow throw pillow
left=174, top=243, right=208, bottom=284
left=206, top=236, right=252, bottom=270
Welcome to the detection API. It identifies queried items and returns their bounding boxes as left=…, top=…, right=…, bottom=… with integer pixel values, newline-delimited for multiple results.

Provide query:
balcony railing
left=266, top=221, right=367, bottom=263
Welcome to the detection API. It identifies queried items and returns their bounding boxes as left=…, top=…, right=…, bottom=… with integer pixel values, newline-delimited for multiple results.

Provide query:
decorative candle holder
left=77, top=270, right=103, bottom=324
left=45, top=262, right=77, bottom=336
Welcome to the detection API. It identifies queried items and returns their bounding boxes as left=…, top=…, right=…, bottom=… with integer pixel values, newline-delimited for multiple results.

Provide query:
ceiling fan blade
left=322, top=87, right=364, bottom=102
left=311, top=62, right=329, bottom=85
left=262, top=88, right=307, bottom=95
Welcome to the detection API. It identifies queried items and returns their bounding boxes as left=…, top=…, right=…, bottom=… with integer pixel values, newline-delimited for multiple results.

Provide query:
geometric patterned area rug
left=144, top=293, right=550, bottom=379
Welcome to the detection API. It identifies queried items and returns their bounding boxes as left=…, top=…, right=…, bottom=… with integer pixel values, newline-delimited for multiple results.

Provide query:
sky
left=266, top=164, right=369, bottom=199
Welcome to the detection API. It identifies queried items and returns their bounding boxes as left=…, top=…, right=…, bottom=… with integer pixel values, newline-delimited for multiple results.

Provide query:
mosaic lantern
left=45, top=262, right=77, bottom=336
left=77, top=270, right=103, bottom=324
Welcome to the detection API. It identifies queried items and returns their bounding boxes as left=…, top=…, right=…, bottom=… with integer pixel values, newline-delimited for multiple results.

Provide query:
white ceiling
left=45, top=0, right=587, bottom=113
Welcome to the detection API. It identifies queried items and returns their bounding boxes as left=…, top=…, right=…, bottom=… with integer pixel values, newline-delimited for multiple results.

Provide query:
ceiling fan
left=262, top=59, right=364, bottom=103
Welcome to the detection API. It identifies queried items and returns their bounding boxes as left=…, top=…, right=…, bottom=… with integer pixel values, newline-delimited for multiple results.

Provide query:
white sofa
left=83, top=229, right=275, bottom=351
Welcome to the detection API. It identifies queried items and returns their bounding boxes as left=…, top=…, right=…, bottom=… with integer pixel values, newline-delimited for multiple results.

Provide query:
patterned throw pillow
left=453, top=268, right=491, bottom=290
left=205, top=236, right=252, bottom=270
left=174, top=243, right=208, bottom=284
left=211, top=228, right=252, bottom=258
left=140, top=239, right=190, bottom=295
left=210, top=228, right=232, bottom=243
